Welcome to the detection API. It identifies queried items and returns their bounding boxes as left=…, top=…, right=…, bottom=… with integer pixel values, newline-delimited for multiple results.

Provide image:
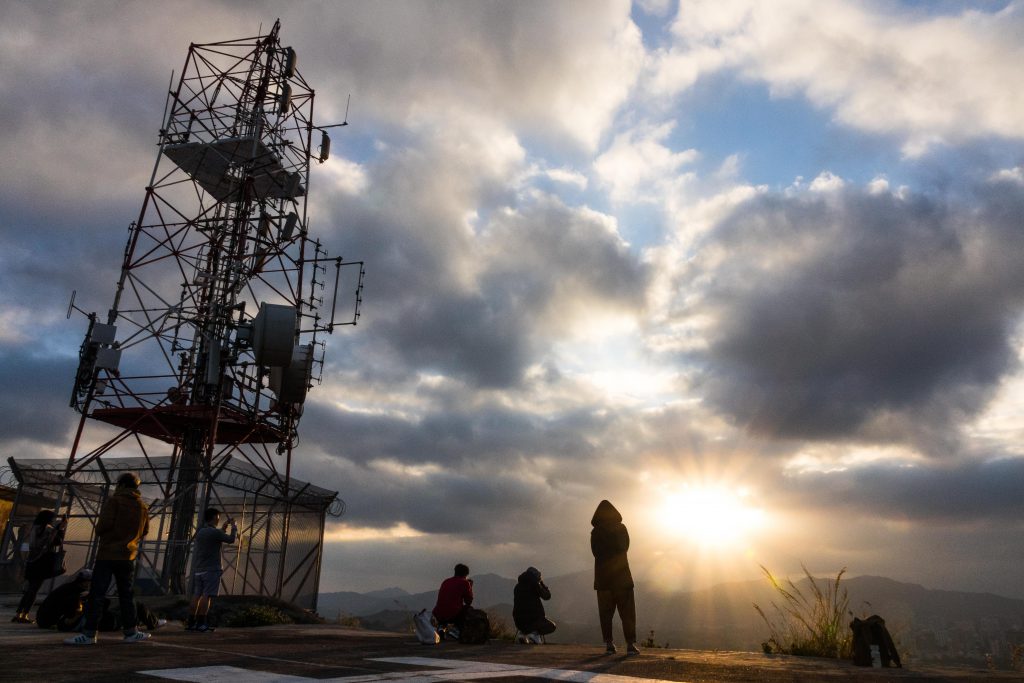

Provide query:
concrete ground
left=1, top=621, right=1020, bottom=682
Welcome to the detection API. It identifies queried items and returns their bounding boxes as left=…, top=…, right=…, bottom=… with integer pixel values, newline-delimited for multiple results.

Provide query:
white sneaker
left=155, top=618, right=167, bottom=629
left=123, top=631, right=152, bottom=643
left=527, top=632, right=543, bottom=644
left=64, top=633, right=97, bottom=645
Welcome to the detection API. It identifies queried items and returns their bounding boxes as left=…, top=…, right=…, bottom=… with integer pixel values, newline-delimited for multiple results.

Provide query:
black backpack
left=458, top=608, right=490, bottom=644
left=850, top=615, right=901, bottom=668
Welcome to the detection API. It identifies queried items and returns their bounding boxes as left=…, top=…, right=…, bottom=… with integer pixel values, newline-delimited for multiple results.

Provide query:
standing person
left=591, top=499, right=639, bottom=656
left=186, top=507, right=237, bottom=632
left=431, top=563, right=474, bottom=639
left=65, top=472, right=150, bottom=645
left=12, top=510, right=67, bottom=623
left=513, top=566, right=556, bottom=643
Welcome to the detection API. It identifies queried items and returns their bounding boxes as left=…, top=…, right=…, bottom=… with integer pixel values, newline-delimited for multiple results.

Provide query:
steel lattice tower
left=64, top=20, right=362, bottom=596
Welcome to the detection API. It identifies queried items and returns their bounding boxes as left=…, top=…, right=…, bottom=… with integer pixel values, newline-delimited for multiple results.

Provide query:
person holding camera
left=432, top=563, right=474, bottom=639
left=186, top=507, right=237, bottom=632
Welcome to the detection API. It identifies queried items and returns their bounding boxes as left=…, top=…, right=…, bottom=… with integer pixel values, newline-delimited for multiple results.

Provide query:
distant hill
left=320, top=571, right=1024, bottom=664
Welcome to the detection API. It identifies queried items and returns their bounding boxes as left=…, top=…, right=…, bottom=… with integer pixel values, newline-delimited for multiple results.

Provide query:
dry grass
left=754, top=564, right=852, bottom=659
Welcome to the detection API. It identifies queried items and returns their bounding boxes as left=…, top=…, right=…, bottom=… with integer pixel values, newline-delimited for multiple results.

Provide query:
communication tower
left=54, top=20, right=362, bottom=600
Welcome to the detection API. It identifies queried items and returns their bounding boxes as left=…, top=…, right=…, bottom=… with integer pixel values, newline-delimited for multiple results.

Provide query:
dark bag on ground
left=458, top=608, right=490, bottom=644
left=850, top=615, right=901, bottom=668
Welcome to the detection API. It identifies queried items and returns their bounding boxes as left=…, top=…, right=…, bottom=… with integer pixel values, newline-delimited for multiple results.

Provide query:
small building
left=0, top=456, right=341, bottom=610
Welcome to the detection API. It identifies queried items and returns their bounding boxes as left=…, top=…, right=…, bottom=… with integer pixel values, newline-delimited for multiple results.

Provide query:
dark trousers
left=597, top=588, right=636, bottom=644
left=83, top=559, right=137, bottom=636
left=16, top=577, right=44, bottom=613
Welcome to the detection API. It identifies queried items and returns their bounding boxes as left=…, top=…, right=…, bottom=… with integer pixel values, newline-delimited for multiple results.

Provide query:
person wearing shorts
left=186, top=508, right=236, bottom=632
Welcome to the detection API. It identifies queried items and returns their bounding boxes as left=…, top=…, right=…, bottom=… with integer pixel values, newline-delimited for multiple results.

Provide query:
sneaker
left=626, top=643, right=641, bottom=656
left=605, top=642, right=617, bottom=654
left=155, top=618, right=167, bottom=629
left=527, top=632, right=543, bottom=644
left=194, top=623, right=215, bottom=633
left=65, top=633, right=97, bottom=646
left=445, top=626, right=460, bottom=641
left=122, top=631, right=152, bottom=643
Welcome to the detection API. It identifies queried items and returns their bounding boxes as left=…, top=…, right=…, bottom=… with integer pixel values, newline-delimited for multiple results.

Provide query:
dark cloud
left=0, top=345, right=79, bottom=446
left=783, top=456, right=1024, bottom=524
left=690, top=182, right=1024, bottom=446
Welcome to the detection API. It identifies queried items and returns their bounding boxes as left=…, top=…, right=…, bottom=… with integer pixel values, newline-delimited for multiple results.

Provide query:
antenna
left=60, top=20, right=362, bottom=605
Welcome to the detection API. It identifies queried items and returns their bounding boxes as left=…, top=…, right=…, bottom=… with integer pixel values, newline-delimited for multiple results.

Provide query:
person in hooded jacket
left=591, top=500, right=639, bottom=655
left=512, top=566, right=556, bottom=643
left=65, top=471, right=151, bottom=645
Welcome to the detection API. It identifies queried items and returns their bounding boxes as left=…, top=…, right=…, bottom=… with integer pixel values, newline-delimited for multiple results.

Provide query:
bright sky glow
left=653, top=484, right=766, bottom=549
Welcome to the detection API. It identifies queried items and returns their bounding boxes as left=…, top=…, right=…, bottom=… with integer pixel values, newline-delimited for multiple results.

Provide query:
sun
left=653, top=484, right=765, bottom=549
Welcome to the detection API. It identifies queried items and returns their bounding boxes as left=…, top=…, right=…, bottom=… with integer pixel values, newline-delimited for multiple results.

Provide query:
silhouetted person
left=36, top=569, right=91, bottom=631
left=65, top=471, right=150, bottom=645
left=12, top=510, right=67, bottom=623
left=591, top=500, right=639, bottom=655
left=513, top=566, right=556, bottom=643
left=432, top=563, right=474, bottom=638
left=187, top=507, right=237, bottom=632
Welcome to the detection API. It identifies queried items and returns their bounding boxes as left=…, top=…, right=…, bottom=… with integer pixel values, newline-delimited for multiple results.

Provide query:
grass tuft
left=754, top=563, right=852, bottom=659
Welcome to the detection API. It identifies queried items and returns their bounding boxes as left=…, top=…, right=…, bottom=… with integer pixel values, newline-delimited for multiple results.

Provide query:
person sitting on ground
left=513, top=566, right=556, bottom=643
left=186, top=507, right=237, bottom=632
left=36, top=569, right=91, bottom=631
left=432, top=563, right=474, bottom=638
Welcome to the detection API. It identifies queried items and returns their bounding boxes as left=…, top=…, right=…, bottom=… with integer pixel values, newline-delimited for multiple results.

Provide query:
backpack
left=458, top=608, right=490, bottom=644
left=850, top=615, right=901, bottom=668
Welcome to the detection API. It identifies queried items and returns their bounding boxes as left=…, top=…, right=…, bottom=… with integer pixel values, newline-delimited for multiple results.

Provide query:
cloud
left=285, top=0, right=644, bottom=151
left=783, top=456, right=1024, bottom=525
left=650, top=0, right=1024, bottom=154
left=672, top=179, right=1024, bottom=447
left=594, top=121, right=699, bottom=203
left=0, top=345, right=78, bottom=446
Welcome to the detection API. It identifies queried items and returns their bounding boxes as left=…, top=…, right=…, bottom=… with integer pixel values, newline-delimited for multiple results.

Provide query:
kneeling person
left=187, top=507, right=236, bottom=632
left=37, top=570, right=91, bottom=631
left=513, top=566, right=556, bottom=643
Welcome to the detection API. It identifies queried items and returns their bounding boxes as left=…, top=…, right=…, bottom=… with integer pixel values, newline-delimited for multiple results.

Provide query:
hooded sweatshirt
left=590, top=500, right=633, bottom=591
left=94, top=487, right=150, bottom=561
left=512, top=567, right=551, bottom=631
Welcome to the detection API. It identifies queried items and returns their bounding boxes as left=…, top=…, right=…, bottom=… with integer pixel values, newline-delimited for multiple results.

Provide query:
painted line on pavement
left=141, top=656, right=690, bottom=682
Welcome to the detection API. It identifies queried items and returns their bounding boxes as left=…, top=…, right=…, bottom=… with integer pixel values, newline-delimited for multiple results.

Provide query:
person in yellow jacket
left=65, top=472, right=150, bottom=645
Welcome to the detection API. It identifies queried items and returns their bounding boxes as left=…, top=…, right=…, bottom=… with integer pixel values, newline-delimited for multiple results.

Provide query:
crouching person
left=37, top=570, right=91, bottom=631
left=513, top=566, right=556, bottom=643
left=432, top=563, right=473, bottom=640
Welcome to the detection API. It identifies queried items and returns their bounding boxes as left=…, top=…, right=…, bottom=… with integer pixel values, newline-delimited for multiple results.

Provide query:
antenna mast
left=64, top=19, right=363, bottom=597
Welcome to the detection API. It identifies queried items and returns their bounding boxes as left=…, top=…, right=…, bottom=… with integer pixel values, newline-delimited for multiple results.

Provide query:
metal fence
left=0, top=456, right=340, bottom=610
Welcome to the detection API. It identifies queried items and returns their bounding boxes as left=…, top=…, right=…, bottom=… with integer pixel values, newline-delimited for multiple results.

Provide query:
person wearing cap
left=36, top=569, right=92, bottom=631
left=513, top=566, right=556, bottom=643
left=65, top=471, right=150, bottom=645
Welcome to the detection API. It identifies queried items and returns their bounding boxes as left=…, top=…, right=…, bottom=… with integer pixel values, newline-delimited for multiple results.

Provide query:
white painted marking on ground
left=141, top=657, right=689, bottom=682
